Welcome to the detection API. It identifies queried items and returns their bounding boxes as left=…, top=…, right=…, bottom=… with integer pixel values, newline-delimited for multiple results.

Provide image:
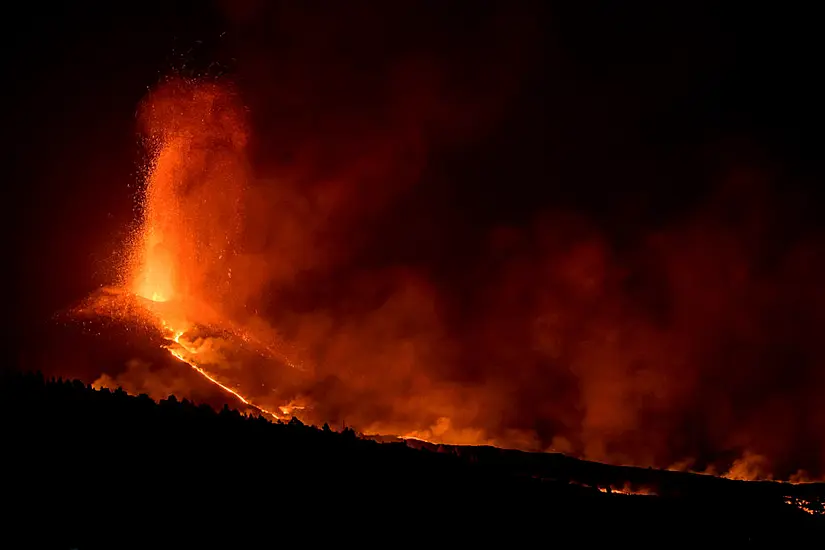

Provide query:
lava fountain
left=79, top=78, right=298, bottom=420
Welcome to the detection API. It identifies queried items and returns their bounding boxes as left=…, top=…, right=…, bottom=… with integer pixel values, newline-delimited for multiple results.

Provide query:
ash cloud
left=96, top=2, right=825, bottom=479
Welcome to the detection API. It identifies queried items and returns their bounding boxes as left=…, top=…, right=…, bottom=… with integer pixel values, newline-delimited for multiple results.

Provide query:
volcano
left=63, top=286, right=308, bottom=420
left=32, top=75, right=821, bottom=484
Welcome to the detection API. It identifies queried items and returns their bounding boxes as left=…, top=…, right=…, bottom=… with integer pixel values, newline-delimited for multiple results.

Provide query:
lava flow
left=162, top=321, right=284, bottom=420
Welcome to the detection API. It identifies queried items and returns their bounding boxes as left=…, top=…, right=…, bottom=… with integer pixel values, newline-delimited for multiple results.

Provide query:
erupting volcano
left=16, top=3, right=825, bottom=539
left=77, top=79, right=304, bottom=421
left=65, top=73, right=825, bottom=491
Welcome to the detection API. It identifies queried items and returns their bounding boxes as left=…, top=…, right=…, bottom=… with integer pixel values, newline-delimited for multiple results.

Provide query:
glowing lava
left=783, top=496, right=825, bottom=516
left=162, top=322, right=283, bottom=419
left=598, top=483, right=657, bottom=496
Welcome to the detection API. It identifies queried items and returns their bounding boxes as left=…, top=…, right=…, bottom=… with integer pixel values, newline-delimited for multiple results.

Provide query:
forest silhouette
left=1, top=368, right=822, bottom=546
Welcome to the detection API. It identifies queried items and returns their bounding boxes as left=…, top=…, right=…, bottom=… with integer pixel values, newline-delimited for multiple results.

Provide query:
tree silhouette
left=0, top=368, right=821, bottom=546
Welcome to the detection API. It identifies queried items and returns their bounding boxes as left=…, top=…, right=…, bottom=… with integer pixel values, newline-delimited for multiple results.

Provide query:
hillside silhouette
left=1, top=369, right=822, bottom=547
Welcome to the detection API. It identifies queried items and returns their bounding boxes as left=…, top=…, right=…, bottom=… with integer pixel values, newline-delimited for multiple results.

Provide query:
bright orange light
left=165, top=331, right=282, bottom=420
left=598, top=483, right=656, bottom=496
left=131, top=142, right=187, bottom=304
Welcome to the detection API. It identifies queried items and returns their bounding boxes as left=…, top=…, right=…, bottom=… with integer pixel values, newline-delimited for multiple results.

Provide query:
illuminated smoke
left=72, top=3, right=825, bottom=482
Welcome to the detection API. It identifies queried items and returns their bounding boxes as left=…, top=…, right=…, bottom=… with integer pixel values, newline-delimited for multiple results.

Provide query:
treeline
left=0, top=369, right=821, bottom=546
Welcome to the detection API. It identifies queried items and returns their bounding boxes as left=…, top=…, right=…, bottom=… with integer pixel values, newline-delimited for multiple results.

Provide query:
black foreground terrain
left=2, top=369, right=822, bottom=548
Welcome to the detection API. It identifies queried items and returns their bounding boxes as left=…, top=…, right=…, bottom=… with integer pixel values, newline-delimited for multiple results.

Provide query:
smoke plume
left=89, top=2, right=825, bottom=480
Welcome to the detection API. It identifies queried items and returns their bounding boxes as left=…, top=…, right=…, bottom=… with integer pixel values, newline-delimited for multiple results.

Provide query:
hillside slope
left=1, top=370, right=822, bottom=546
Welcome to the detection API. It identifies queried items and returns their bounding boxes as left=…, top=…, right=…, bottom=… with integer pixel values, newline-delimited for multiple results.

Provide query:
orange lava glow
left=129, top=80, right=245, bottom=307
left=164, top=322, right=283, bottom=420
left=598, top=483, right=657, bottom=496
left=783, top=496, right=824, bottom=516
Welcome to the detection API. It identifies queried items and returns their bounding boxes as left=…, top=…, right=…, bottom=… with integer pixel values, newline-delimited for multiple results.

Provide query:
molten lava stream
left=161, top=322, right=284, bottom=420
